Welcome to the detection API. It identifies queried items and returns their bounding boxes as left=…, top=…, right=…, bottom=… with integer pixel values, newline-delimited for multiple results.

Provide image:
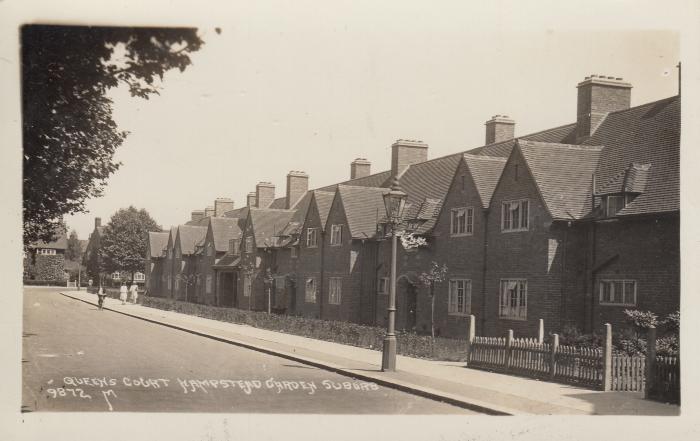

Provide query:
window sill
left=330, top=243, right=342, bottom=247
left=498, top=316, right=527, bottom=321
left=501, top=228, right=529, bottom=233
left=450, top=233, right=473, bottom=238
left=304, top=299, right=317, bottom=304
left=599, top=303, right=636, bottom=307
left=448, top=312, right=470, bottom=317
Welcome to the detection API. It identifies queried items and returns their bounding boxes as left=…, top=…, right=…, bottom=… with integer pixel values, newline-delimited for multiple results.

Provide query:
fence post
left=644, top=326, right=657, bottom=399
left=505, top=329, right=513, bottom=369
left=603, top=323, right=612, bottom=392
left=550, top=333, right=559, bottom=379
left=465, top=314, right=476, bottom=366
left=538, top=319, right=544, bottom=344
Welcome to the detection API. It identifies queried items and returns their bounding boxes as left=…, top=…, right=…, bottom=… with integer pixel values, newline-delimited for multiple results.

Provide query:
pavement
left=60, top=289, right=680, bottom=416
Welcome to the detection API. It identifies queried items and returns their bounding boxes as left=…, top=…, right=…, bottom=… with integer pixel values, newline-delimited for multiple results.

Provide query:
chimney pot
left=256, top=182, right=275, bottom=208
left=214, top=198, right=234, bottom=217
left=576, top=74, right=632, bottom=141
left=204, top=206, right=215, bottom=218
left=246, top=192, right=257, bottom=208
left=286, top=171, right=309, bottom=209
left=391, top=139, right=429, bottom=177
left=191, top=210, right=205, bottom=222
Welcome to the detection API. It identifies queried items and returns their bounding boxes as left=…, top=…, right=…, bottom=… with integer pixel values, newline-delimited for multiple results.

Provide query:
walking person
left=130, top=283, right=139, bottom=304
left=97, top=285, right=106, bottom=310
left=119, top=282, right=128, bottom=305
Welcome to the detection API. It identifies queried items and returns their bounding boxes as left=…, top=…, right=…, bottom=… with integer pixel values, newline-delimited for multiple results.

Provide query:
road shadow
left=564, top=391, right=680, bottom=416
left=281, top=364, right=317, bottom=370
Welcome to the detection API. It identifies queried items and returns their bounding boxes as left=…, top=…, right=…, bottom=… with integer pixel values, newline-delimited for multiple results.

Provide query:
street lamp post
left=381, top=177, right=407, bottom=372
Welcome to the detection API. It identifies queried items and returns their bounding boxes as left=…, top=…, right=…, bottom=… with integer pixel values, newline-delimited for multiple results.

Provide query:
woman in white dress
left=130, top=283, right=139, bottom=304
left=119, top=283, right=128, bottom=305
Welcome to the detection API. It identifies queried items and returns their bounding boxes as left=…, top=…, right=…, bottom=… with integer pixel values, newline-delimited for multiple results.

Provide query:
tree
left=22, top=25, right=203, bottom=246
left=99, top=206, right=161, bottom=283
left=177, top=273, right=199, bottom=303
left=66, top=230, right=82, bottom=262
left=418, top=261, right=448, bottom=339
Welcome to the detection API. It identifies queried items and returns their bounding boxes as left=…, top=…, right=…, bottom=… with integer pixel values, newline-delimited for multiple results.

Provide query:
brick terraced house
left=146, top=74, right=679, bottom=338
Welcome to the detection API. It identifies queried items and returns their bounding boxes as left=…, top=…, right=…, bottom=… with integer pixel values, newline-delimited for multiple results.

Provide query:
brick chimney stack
left=246, top=192, right=257, bottom=208
left=204, top=206, right=215, bottom=218
left=391, top=139, right=428, bottom=178
left=256, top=182, right=275, bottom=208
left=191, top=210, right=205, bottom=222
left=350, top=158, right=371, bottom=179
left=286, top=171, right=309, bottom=209
left=576, top=74, right=632, bottom=141
left=214, top=198, right=234, bottom=217
left=484, top=115, right=515, bottom=145
left=95, top=217, right=101, bottom=229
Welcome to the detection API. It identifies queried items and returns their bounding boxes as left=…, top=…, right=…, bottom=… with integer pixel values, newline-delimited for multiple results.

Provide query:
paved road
left=22, top=287, right=475, bottom=414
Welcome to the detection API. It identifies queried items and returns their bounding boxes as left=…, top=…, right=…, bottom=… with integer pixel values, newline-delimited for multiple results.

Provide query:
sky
left=62, top=24, right=679, bottom=239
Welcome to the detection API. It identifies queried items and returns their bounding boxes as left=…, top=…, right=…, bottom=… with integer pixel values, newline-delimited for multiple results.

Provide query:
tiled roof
left=148, top=232, right=169, bottom=258
left=397, top=153, right=463, bottom=208
left=584, top=96, right=679, bottom=216
left=268, top=197, right=287, bottom=209
left=518, top=141, right=603, bottom=220
left=463, top=154, right=508, bottom=208
left=337, top=185, right=389, bottom=238
left=32, top=230, right=68, bottom=250
left=311, top=190, right=335, bottom=231
left=318, top=170, right=392, bottom=192
left=249, top=209, right=295, bottom=247
left=209, top=217, right=242, bottom=253
left=468, top=123, right=578, bottom=158
left=176, top=225, right=208, bottom=255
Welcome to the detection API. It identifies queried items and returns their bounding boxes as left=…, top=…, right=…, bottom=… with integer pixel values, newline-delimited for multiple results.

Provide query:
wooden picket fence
left=464, top=317, right=679, bottom=401
left=611, top=355, right=646, bottom=391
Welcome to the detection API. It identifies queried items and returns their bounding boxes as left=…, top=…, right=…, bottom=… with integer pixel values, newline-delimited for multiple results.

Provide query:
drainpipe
left=319, top=230, right=325, bottom=320
left=480, top=208, right=490, bottom=335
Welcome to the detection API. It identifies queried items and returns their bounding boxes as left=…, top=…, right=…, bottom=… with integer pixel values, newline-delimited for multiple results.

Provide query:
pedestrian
left=130, top=283, right=138, bottom=304
left=119, top=283, right=128, bottom=305
left=97, top=285, right=106, bottom=310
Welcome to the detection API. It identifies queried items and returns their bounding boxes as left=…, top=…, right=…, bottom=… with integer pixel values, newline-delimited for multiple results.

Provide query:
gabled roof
left=32, top=226, right=68, bottom=250
left=318, top=170, right=392, bottom=192
left=468, top=123, right=578, bottom=158
left=148, top=232, right=169, bottom=258
left=462, top=154, right=508, bottom=208
left=212, top=254, right=240, bottom=269
left=209, top=217, right=243, bottom=252
left=176, top=225, right=208, bottom=255
left=336, top=185, right=389, bottom=238
left=249, top=208, right=295, bottom=247
left=517, top=140, right=603, bottom=220
left=313, top=190, right=337, bottom=231
left=583, top=95, right=679, bottom=216
left=268, top=197, right=287, bottom=209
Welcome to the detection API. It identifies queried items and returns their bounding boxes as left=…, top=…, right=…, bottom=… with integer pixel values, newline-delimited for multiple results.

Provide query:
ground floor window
left=599, top=279, right=636, bottom=306
left=305, top=278, right=317, bottom=303
left=243, top=276, right=251, bottom=297
left=448, top=279, right=471, bottom=316
left=206, top=275, right=212, bottom=294
left=377, top=277, right=388, bottom=294
left=499, top=279, right=527, bottom=320
left=329, top=278, right=342, bottom=305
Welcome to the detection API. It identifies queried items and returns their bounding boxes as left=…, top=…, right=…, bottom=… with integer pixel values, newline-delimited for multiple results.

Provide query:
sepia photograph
left=2, top=1, right=699, bottom=440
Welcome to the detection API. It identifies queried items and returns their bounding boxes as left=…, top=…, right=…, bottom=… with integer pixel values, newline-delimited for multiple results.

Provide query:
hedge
left=142, top=296, right=468, bottom=362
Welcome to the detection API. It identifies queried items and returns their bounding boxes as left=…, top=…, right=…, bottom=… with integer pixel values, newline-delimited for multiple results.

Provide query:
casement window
left=451, top=207, right=474, bottom=236
left=306, top=228, right=318, bottom=248
left=134, top=273, right=145, bottom=282
left=167, top=278, right=172, bottom=289
left=499, top=279, right=527, bottom=320
left=206, top=243, right=213, bottom=257
left=305, top=278, right=317, bottom=303
left=605, top=195, right=625, bottom=217
left=291, top=246, right=298, bottom=258
left=243, top=276, right=251, bottom=297
left=205, top=275, right=212, bottom=294
left=330, top=224, right=343, bottom=246
left=230, top=239, right=240, bottom=256
left=329, top=278, right=342, bottom=305
left=175, top=277, right=180, bottom=290
left=448, top=279, right=471, bottom=316
left=37, top=248, right=57, bottom=255
left=501, top=199, right=529, bottom=232
left=377, top=277, right=388, bottom=294
left=167, top=249, right=172, bottom=259
left=245, top=236, right=253, bottom=253
left=599, top=280, right=637, bottom=306
left=111, top=272, right=120, bottom=280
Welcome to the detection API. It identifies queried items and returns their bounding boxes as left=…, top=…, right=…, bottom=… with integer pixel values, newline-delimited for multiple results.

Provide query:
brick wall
left=295, top=199, right=324, bottom=318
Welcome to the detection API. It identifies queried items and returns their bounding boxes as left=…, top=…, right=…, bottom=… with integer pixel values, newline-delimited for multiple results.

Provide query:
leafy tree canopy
left=22, top=25, right=203, bottom=246
left=99, top=206, right=161, bottom=278
left=66, top=229, right=82, bottom=261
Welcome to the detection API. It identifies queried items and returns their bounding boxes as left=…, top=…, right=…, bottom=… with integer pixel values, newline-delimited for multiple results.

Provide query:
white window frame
left=501, top=199, right=529, bottom=232
left=448, top=279, right=471, bottom=316
left=175, top=277, right=180, bottom=290
left=245, top=236, right=254, bottom=253
left=243, top=275, right=251, bottom=297
left=167, top=277, right=172, bottom=289
left=599, top=279, right=637, bottom=306
left=206, top=242, right=213, bottom=257
left=329, top=277, right=342, bottom=305
left=499, top=279, right=527, bottom=320
left=290, top=246, right=298, bottom=258
left=206, top=274, right=212, bottom=294
left=38, top=248, right=57, bottom=255
left=305, top=278, right=317, bottom=303
left=306, top=228, right=318, bottom=248
left=111, top=271, right=120, bottom=280
left=377, top=277, right=388, bottom=294
left=134, top=273, right=145, bottom=282
left=450, top=207, right=474, bottom=236
left=330, top=224, right=343, bottom=246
